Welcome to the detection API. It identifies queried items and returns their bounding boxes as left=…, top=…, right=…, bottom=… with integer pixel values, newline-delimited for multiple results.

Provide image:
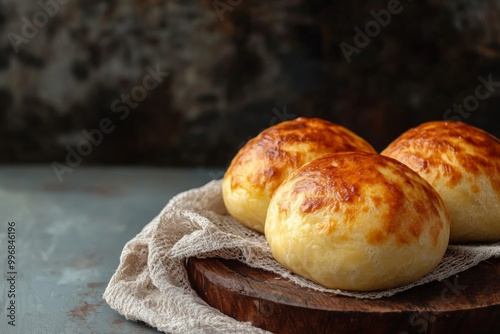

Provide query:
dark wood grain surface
left=187, top=257, right=500, bottom=334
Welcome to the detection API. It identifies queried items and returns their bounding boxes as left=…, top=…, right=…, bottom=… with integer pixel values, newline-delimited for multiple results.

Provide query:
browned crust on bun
left=382, top=121, right=500, bottom=243
left=223, top=117, right=376, bottom=233
left=265, top=152, right=450, bottom=291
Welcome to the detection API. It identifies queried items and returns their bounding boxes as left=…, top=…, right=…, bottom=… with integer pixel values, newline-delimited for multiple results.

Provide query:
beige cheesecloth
left=103, top=180, right=500, bottom=334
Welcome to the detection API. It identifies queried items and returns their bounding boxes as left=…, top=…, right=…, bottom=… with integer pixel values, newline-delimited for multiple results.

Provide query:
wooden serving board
left=187, top=257, right=500, bottom=334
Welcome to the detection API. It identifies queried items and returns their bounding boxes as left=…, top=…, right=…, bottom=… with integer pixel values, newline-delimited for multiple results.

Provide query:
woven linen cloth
left=103, top=180, right=500, bottom=334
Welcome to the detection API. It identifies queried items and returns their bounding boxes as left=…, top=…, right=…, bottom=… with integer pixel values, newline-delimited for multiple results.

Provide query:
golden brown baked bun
left=265, top=152, right=450, bottom=291
left=381, top=121, right=500, bottom=243
left=222, top=117, right=376, bottom=233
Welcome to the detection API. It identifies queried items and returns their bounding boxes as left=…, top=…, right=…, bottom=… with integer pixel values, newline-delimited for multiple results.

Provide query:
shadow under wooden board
left=187, top=257, right=500, bottom=334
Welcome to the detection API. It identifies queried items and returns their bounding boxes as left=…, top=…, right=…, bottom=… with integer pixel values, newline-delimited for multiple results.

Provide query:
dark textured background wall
left=1, top=0, right=500, bottom=167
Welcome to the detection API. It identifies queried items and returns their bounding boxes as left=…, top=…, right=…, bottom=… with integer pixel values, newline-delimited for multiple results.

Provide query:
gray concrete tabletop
left=0, top=166, right=221, bottom=334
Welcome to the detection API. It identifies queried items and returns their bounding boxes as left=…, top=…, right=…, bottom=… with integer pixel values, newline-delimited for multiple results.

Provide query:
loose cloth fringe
left=103, top=180, right=500, bottom=334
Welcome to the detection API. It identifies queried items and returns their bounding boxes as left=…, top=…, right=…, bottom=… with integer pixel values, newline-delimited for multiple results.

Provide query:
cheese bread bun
left=382, top=121, right=500, bottom=243
left=265, top=152, right=450, bottom=291
left=223, top=117, right=376, bottom=233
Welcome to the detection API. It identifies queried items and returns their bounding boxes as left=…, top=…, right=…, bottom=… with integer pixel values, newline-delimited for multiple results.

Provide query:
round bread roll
left=381, top=121, right=500, bottom=243
left=265, top=152, right=450, bottom=291
left=223, top=117, right=376, bottom=233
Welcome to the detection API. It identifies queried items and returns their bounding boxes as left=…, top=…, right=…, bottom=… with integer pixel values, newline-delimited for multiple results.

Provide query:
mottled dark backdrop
left=1, top=0, right=499, bottom=167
